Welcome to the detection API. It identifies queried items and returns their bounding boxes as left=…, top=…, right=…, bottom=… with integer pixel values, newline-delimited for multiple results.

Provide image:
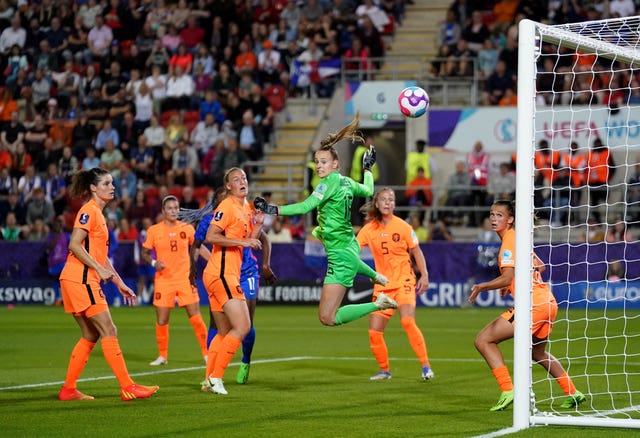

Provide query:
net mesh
left=530, top=17, right=640, bottom=422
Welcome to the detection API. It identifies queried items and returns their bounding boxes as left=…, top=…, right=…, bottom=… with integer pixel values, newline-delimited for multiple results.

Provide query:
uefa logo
left=494, top=118, right=515, bottom=143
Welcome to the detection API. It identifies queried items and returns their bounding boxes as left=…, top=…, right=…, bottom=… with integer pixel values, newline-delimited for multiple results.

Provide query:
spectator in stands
left=71, top=113, right=96, bottom=158
left=405, top=167, right=433, bottom=207
left=1, top=111, right=25, bottom=153
left=534, top=139, right=560, bottom=217
left=482, top=60, right=514, bottom=106
left=580, top=217, right=605, bottom=243
left=281, top=0, right=302, bottom=41
left=169, top=42, right=194, bottom=75
left=267, top=216, right=293, bottom=243
left=133, top=81, right=153, bottom=132
left=537, top=57, right=562, bottom=106
left=0, top=189, right=24, bottom=225
left=446, top=37, right=475, bottom=77
left=0, top=15, right=26, bottom=55
left=608, top=0, right=636, bottom=18
left=344, top=37, right=372, bottom=81
left=191, top=112, right=220, bottom=160
left=406, top=139, right=435, bottom=186
left=164, top=113, right=190, bottom=150
left=203, top=137, right=226, bottom=186
left=116, top=217, right=139, bottom=242
left=247, top=83, right=275, bottom=145
left=430, top=219, right=454, bottom=241
left=356, top=0, right=390, bottom=33
left=437, top=9, right=461, bottom=53
left=258, top=40, right=282, bottom=86
left=79, top=64, right=102, bottom=107
left=181, top=185, right=200, bottom=210
left=487, top=162, right=516, bottom=205
left=193, top=42, right=215, bottom=79
left=302, top=0, right=325, bottom=23
left=4, top=44, right=28, bottom=87
left=462, top=9, right=490, bottom=53
left=586, top=138, right=615, bottom=224
left=81, top=146, right=100, bottom=170
left=199, top=89, right=225, bottom=126
left=146, top=38, right=172, bottom=74
left=166, top=139, right=198, bottom=188
left=162, top=23, right=181, bottom=54
left=117, top=111, right=139, bottom=158
left=78, top=0, right=102, bottom=30
left=0, top=148, right=13, bottom=178
left=113, top=162, right=137, bottom=212
left=237, top=110, right=265, bottom=162
left=85, top=87, right=110, bottom=125
left=25, top=186, right=54, bottom=230
left=67, top=14, right=88, bottom=65
left=235, top=39, right=257, bottom=75
left=96, top=118, right=120, bottom=152
left=11, top=142, right=32, bottom=182
left=44, top=16, right=68, bottom=61
left=211, top=62, right=238, bottom=105
left=163, top=65, right=195, bottom=113
left=29, top=67, right=52, bottom=116
left=130, top=134, right=155, bottom=183
left=26, top=217, right=48, bottom=241
left=605, top=219, right=633, bottom=242
left=561, top=141, right=585, bottom=223
left=498, top=35, right=518, bottom=77
left=58, top=146, right=79, bottom=184
left=145, top=64, right=168, bottom=115
left=180, top=15, right=207, bottom=51
left=409, top=214, right=429, bottom=243
left=357, top=15, right=384, bottom=61
left=43, top=162, right=67, bottom=215
left=23, top=16, right=43, bottom=60
left=1, top=211, right=23, bottom=240
left=85, top=14, right=113, bottom=65
left=100, top=139, right=124, bottom=178
left=144, top=113, right=167, bottom=155
left=214, top=137, right=247, bottom=187
left=466, top=141, right=490, bottom=226
left=477, top=38, right=499, bottom=80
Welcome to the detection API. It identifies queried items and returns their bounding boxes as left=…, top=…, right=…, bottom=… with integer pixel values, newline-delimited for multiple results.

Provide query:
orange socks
left=205, top=334, right=224, bottom=379
left=368, top=329, right=389, bottom=371
left=101, top=337, right=134, bottom=388
left=400, top=316, right=429, bottom=366
left=556, top=371, right=577, bottom=396
left=189, top=314, right=208, bottom=357
left=492, top=365, right=514, bottom=392
left=156, top=323, right=169, bottom=359
left=211, top=334, right=242, bottom=379
left=63, top=338, right=96, bottom=389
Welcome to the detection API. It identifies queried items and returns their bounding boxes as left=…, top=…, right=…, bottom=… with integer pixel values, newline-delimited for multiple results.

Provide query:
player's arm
left=410, top=244, right=429, bottom=295
left=352, top=146, right=376, bottom=197
left=468, top=267, right=514, bottom=303
left=254, top=192, right=322, bottom=216
left=533, top=252, right=545, bottom=273
left=68, top=227, right=114, bottom=282
left=258, top=229, right=277, bottom=285
left=141, top=246, right=164, bottom=270
left=206, top=223, right=262, bottom=250
left=104, top=256, right=137, bottom=306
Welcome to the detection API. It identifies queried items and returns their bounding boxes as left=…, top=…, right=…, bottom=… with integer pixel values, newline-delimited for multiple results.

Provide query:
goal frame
left=514, top=18, right=640, bottom=431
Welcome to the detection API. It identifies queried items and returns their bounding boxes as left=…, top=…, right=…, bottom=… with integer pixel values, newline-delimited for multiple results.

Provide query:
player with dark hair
left=469, top=199, right=585, bottom=411
left=57, top=167, right=158, bottom=401
left=253, top=113, right=397, bottom=327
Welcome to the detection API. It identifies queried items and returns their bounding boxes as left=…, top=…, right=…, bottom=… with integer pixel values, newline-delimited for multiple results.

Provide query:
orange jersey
left=59, top=199, right=109, bottom=284
left=357, top=215, right=418, bottom=292
left=143, top=220, right=195, bottom=284
left=203, top=196, right=254, bottom=280
left=500, top=228, right=553, bottom=306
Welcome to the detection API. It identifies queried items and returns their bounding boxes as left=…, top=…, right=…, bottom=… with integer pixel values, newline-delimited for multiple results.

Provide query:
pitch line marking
left=0, top=356, right=483, bottom=391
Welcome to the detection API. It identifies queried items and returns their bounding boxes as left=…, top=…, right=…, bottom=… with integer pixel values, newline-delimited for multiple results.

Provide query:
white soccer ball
left=398, top=86, right=430, bottom=118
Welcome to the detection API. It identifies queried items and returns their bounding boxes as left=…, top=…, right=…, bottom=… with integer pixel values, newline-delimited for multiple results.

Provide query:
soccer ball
left=398, top=86, right=429, bottom=118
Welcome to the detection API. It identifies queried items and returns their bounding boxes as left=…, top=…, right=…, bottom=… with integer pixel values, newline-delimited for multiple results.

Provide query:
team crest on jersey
left=392, top=233, right=400, bottom=242
left=315, top=183, right=327, bottom=193
left=79, top=213, right=90, bottom=224
left=502, top=249, right=513, bottom=260
left=213, top=211, right=224, bottom=221
left=180, top=231, right=186, bottom=239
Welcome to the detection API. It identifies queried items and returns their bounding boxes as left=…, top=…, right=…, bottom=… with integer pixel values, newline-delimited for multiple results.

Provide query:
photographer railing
left=338, top=56, right=480, bottom=106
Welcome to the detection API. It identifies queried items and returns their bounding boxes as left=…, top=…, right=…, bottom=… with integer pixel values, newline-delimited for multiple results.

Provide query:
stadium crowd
left=0, top=0, right=638, bottom=246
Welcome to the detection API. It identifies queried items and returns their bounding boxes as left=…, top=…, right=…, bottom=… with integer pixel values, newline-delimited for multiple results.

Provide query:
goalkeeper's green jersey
left=280, top=170, right=374, bottom=248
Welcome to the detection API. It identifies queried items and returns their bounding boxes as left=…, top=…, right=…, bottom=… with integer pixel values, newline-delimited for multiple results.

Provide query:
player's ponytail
left=69, top=167, right=110, bottom=198
left=178, top=187, right=227, bottom=224
left=319, top=113, right=364, bottom=157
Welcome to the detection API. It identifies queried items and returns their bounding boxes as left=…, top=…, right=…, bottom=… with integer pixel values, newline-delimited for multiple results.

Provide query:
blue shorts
left=138, top=265, right=156, bottom=278
left=240, top=271, right=259, bottom=300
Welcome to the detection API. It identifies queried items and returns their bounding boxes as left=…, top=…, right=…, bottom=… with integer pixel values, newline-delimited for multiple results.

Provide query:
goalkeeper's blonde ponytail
left=318, top=113, right=364, bottom=161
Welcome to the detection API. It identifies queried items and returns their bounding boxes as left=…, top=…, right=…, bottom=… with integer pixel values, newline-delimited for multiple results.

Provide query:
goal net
left=514, top=18, right=640, bottom=430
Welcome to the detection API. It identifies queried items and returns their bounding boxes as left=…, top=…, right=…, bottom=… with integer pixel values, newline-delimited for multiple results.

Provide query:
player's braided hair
left=318, top=113, right=364, bottom=159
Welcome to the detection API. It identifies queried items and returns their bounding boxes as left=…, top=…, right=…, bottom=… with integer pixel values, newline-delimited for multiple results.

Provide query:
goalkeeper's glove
left=254, top=196, right=279, bottom=215
left=362, top=145, right=376, bottom=172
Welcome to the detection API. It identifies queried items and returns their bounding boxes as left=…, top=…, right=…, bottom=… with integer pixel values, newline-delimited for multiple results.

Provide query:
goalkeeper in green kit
left=254, top=113, right=397, bottom=326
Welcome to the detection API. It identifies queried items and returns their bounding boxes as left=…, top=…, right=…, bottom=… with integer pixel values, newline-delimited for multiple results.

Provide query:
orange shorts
left=501, top=299, right=558, bottom=339
left=372, top=285, right=416, bottom=319
left=153, top=280, right=199, bottom=308
left=60, top=279, right=109, bottom=318
left=203, top=271, right=245, bottom=313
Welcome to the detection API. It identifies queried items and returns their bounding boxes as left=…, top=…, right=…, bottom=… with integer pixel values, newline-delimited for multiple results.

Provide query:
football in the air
left=398, top=86, right=429, bottom=118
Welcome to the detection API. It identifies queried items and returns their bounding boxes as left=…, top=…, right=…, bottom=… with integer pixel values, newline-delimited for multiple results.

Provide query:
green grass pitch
left=0, top=305, right=637, bottom=437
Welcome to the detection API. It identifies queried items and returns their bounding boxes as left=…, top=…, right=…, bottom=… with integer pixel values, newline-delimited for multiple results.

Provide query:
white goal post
left=515, top=18, right=640, bottom=430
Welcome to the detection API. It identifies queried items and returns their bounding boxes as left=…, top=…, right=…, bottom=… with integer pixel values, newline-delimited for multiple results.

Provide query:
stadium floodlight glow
left=514, top=17, right=640, bottom=431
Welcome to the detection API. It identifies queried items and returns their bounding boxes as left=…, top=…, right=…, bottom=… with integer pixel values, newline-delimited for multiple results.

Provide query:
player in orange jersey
left=57, top=167, right=159, bottom=402
left=189, top=167, right=266, bottom=395
left=469, top=199, right=585, bottom=411
left=141, top=195, right=208, bottom=366
left=357, top=188, right=434, bottom=381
